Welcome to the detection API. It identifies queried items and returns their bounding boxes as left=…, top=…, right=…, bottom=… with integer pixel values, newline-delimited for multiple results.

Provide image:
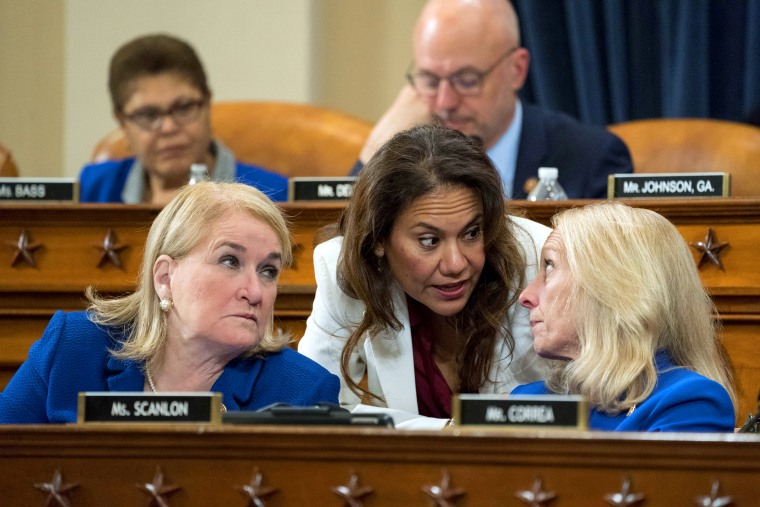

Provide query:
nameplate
left=77, top=392, right=223, bottom=424
left=0, top=177, right=78, bottom=202
left=288, top=177, right=356, bottom=201
left=452, top=394, right=587, bottom=430
left=607, top=172, right=729, bottom=198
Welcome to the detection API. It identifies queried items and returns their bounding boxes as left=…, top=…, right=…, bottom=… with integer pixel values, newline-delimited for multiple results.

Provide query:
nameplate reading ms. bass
left=607, top=172, right=729, bottom=198
left=77, top=392, right=223, bottom=424
left=0, top=177, right=78, bottom=202
left=452, top=394, right=587, bottom=430
left=289, top=177, right=356, bottom=202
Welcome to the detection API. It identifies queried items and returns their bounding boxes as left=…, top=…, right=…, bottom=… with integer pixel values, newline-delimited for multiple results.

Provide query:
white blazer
left=298, top=215, right=552, bottom=429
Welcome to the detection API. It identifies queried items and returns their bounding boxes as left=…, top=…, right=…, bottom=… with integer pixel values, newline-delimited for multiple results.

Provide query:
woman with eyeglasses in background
left=79, top=34, right=287, bottom=205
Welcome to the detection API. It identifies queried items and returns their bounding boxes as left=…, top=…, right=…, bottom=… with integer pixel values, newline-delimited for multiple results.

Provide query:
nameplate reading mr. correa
left=607, top=172, right=729, bottom=198
left=453, top=394, right=587, bottom=430
left=0, top=177, right=78, bottom=203
left=288, top=177, right=356, bottom=202
left=77, top=392, right=223, bottom=424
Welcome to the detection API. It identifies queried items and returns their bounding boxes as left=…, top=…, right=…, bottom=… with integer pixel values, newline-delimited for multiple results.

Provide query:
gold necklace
left=145, top=369, right=227, bottom=412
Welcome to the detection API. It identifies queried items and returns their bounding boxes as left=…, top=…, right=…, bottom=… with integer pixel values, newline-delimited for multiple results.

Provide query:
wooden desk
left=1, top=199, right=759, bottom=421
left=1, top=425, right=759, bottom=506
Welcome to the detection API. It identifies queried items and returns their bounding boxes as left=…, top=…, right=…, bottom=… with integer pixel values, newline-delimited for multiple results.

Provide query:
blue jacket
left=0, top=311, right=339, bottom=424
left=350, top=103, right=632, bottom=200
left=79, top=158, right=289, bottom=203
left=511, top=352, right=735, bottom=432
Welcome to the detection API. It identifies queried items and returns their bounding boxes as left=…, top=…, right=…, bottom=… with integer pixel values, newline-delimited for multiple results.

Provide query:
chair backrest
left=608, top=118, right=760, bottom=197
left=91, top=101, right=372, bottom=178
left=0, top=143, right=19, bottom=177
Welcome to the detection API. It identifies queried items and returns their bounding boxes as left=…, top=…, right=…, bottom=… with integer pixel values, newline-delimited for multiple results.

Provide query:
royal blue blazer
left=511, top=352, right=735, bottom=432
left=0, top=311, right=339, bottom=424
left=79, top=158, right=289, bottom=203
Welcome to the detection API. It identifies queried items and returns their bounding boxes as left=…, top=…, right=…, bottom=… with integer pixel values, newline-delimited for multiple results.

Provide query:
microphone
left=737, top=390, right=760, bottom=433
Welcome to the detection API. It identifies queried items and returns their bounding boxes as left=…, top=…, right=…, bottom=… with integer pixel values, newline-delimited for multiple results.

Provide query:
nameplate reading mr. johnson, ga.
left=288, top=177, right=356, bottom=202
left=452, top=394, right=587, bottom=430
left=607, top=172, right=729, bottom=198
left=77, top=392, right=223, bottom=424
left=0, top=177, right=78, bottom=203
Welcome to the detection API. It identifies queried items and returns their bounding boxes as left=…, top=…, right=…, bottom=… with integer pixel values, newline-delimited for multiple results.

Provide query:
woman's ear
left=153, top=254, right=176, bottom=299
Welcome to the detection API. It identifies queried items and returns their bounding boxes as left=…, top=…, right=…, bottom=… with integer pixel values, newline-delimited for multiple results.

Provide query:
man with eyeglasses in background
left=79, top=34, right=287, bottom=205
left=351, top=0, right=632, bottom=199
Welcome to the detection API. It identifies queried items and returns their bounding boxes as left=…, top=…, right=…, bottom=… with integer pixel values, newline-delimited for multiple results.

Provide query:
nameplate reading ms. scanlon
left=77, top=392, right=223, bottom=424
left=288, top=176, right=356, bottom=202
left=0, top=177, right=78, bottom=203
left=452, top=394, right=587, bottom=430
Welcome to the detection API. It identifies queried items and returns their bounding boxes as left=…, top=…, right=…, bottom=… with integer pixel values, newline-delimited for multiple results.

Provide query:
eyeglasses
left=406, top=47, right=518, bottom=97
left=122, top=98, right=207, bottom=131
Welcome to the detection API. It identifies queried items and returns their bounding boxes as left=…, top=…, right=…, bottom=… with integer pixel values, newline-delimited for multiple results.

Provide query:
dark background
left=513, top=0, right=760, bottom=126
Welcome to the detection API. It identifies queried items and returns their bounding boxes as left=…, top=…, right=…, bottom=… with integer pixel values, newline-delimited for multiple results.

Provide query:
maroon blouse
left=408, top=296, right=454, bottom=418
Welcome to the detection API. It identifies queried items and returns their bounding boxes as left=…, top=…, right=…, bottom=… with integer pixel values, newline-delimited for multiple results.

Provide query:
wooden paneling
left=0, top=425, right=759, bottom=505
left=1, top=200, right=758, bottom=422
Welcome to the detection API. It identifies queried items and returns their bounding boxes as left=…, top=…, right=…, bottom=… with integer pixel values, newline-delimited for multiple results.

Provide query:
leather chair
left=0, top=143, right=19, bottom=177
left=608, top=118, right=760, bottom=197
left=91, top=101, right=372, bottom=178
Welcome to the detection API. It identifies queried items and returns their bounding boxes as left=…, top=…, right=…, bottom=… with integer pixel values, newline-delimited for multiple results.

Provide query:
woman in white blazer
left=298, top=125, right=551, bottom=429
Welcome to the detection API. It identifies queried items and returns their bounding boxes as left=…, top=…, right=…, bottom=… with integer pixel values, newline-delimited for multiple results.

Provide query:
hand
left=359, top=85, right=433, bottom=163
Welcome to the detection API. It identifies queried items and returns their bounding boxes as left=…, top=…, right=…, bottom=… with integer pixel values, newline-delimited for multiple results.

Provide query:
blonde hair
left=546, top=201, right=735, bottom=414
left=87, top=181, right=293, bottom=371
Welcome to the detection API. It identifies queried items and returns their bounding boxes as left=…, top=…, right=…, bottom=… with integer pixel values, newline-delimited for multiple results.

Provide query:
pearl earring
left=159, top=298, right=173, bottom=312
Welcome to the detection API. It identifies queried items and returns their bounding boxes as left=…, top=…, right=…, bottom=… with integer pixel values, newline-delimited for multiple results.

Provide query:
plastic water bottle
left=188, top=164, right=209, bottom=185
left=527, top=167, right=568, bottom=201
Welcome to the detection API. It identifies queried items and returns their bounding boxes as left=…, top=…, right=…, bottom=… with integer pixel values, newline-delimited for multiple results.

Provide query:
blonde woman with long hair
left=515, top=201, right=735, bottom=431
left=0, top=182, right=338, bottom=423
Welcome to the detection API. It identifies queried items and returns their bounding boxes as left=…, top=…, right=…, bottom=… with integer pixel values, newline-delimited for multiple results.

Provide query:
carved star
left=7, top=228, right=42, bottom=267
left=136, top=467, right=181, bottom=507
left=604, top=477, right=645, bottom=506
left=235, top=467, right=278, bottom=507
left=421, top=470, right=466, bottom=507
left=694, top=480, right=734, bottom=507
left=330, top=471, right=374, bottom=507
left=93, top=228, right=128, bottom=268
left=515, top=476, right=556, bottom=506
left=690, top=228, right=728, bottom=271
left=34, top=469, right=79, bottom=507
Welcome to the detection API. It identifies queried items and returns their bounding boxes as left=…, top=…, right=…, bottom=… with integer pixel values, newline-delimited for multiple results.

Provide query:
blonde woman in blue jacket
left=0, top=182, right=338, bottom=423
left=514, top=202, right=736, bottom=432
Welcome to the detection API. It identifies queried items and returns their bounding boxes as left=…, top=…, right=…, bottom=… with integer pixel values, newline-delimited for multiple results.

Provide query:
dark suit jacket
left=350, top=103, right=633, bottom=200
left=512, top=103, right=632, bottom=199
